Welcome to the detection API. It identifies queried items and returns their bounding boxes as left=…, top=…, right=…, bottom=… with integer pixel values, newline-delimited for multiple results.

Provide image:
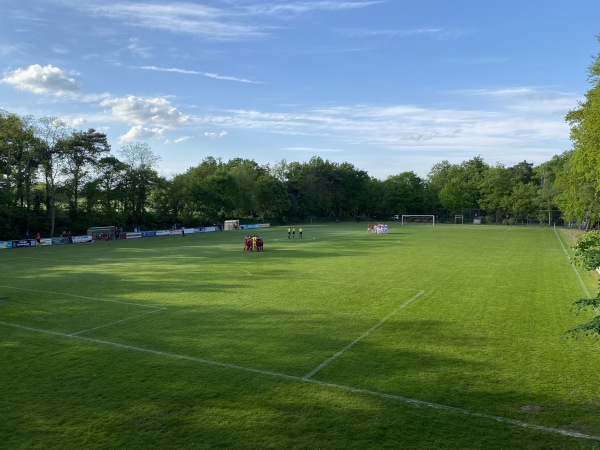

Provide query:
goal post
left=455, top=214, right=464, bottom=224
left=87, top=226, right=116, bottom=240
left=224, top=220, right=240, bottom=231
left=401, top=215, right=435, bottom=226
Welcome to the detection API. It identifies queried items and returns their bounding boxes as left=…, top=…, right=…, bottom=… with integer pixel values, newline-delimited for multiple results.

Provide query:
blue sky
left=1, top=0, right=599, bottom=179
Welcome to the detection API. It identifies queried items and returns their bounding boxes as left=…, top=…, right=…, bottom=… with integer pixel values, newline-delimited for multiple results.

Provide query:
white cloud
left=451, top=87, right=580, bottom=115
left=164, top=135, right=192, bottom=144
left=134, top=65, right=261, bottom=83
left=81, top=2, right=267, bottom=41
left=0, top=42, right=25, bottom=57
left=1, top=64, right=82, bottom=96
left=52, top=45, right=70, bottom=55
left=204, top=130, right=228, bottom=139
left=64, top=1, right=381, bottom=41
left=285, top=146, right=343, bottom=153
left=101, top=95, right=190, bottom=128
left=196, top=86, right=573, bottom=155
left=245, top=1, right=382, bottom=17
left=119, top=125, right=165, bottom=142
left=340, top=27, right=468, bottom=40
left=126, top=37, right=153, bottom=58
left=70, top=117, right=88, bottom=127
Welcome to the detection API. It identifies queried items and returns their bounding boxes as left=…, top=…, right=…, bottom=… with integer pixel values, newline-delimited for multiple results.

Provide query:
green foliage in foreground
left=568, top=303, right=600, bottom=337
left=1, top=224, right=600, bottom=449
left=573, top=231, right=600, bottom=272
left=567, top=230, right=600, bottom=338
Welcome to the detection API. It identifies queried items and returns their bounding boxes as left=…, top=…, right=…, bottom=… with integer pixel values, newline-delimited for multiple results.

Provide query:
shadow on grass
left=2, top=226, right=600, bottom=447
left=1, top=326, right=597, bottom=450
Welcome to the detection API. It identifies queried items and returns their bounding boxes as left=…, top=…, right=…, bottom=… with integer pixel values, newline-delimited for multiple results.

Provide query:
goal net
left=401, top=215, right=435, bottom=226
left=87, top=226, right=116, bottom=240
left=224, top=220, right=240, bottom=231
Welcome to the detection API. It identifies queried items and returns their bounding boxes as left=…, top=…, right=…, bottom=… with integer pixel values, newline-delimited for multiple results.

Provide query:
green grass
left=1, top=224, right=600, bottom=449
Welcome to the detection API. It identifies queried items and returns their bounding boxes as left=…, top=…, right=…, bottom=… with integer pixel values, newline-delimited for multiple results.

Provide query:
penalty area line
left=68, top=308, right=167, bottom=336
left=1, top=320, right=599, bottom=442
left=0, top=320, right=300, bottom=382
left=302, top=290, right=425, bottom=380
left=0, top=285, right=164, bottom=310
left=306, top=379, right=600, bottom=442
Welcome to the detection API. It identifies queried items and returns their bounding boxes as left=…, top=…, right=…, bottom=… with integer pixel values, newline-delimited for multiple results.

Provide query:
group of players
left=244, top=226, right=307, bottom=252
left=368, top=223, right=389, bottom=234
left=243, top=235, right=264, bottom=252
left=287, top=227, right=303, bottom=238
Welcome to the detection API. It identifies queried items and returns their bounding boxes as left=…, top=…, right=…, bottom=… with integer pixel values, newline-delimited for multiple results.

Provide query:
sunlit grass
left=1, top=224, right=599, bottom=449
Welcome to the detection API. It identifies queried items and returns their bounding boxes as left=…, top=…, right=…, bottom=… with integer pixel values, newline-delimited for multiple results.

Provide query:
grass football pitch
left=1, top=224, right=600, bottom=449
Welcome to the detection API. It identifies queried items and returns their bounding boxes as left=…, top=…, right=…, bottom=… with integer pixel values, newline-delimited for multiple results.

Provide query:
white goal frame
left=87, top=226, right=116, bottom=240
left=401, top=215, right=435, bottom=226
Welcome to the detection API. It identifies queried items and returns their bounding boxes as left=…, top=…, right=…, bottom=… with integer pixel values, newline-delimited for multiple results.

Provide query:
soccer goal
left=224, top=220, right=240, bottom=231
left=401, top=215, right=435, bottom=226
left=87, top=226, right=116, bottom=240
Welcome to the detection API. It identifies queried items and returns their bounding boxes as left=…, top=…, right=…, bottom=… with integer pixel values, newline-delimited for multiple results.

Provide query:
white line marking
left=7, top=256, right=78, bottom=263
left=281, top=278, right=422, bottom=291
left=308, top=279, right=410, bottom=288
left=553, top=228, right=591, bottom=298
left=1, top=319, right=599, bottom=442
left=303, top=291, right=425, bottom=380
left=0, top=320, right=300, bottom=381
left=0, top=285, right=163, bottom=309
left=307, top=379, right=600, bottom=442
left=68, top=308, right=167, bottom=336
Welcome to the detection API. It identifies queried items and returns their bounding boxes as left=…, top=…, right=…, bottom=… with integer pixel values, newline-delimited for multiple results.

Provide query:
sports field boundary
left=1, top=319, right=600, bottom=443
left=0, top=229, right=600, bottom=448
left=0, top=284, right=165, bottom=309
left=68, top=308, right=167, bottom=336
left=0, top=284, right=167, bottom=336
left=553, top=228, right=592, bottom=298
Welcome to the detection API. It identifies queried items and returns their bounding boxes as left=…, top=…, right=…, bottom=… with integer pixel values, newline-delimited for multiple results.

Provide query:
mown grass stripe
left=303, top=290, right=425, bottom=380
left=1, top=319, right=599, bottom=443
left=0, top=284, right=164, bottom=309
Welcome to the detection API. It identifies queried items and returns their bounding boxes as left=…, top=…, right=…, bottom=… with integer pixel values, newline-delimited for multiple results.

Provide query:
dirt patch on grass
left=520, top=405, right=543, bottom=414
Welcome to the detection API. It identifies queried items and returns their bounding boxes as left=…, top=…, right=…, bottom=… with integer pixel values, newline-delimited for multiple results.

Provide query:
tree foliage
left=438, top=157, right=488, bottom=213
left=559, top=36, right=600, bottom=340
left=572, top=230, right=600, bottom=271
left=567, top=230, right=600, bottom=339
left=561, top=35, right=600, bottom=226
left=61, top=129, right=110, bottom=225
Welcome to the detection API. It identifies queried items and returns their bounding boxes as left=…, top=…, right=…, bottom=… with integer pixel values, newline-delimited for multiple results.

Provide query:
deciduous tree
left=562, top=35, right=600, bottom=227
left=61, top=129, right=110, bottom=224
left=567, top=230, right=600, bottom=338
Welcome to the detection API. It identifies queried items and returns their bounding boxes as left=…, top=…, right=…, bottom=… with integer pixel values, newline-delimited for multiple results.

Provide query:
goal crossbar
left=401, top=215, right=435, bottom=226
left=87, top=226, right=116, bottom=239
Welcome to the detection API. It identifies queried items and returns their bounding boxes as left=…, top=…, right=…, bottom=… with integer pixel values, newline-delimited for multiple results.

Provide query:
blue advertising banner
left=192, top=227, right=217, bottom=233
left=239, top=223, right=270, bottom=230
left=0, top=241, right=13, bottom=249
left=12, top=239, right=36, bottom=248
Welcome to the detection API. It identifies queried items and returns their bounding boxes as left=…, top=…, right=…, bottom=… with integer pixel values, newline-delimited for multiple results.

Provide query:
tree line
left=2, top=38, right=600, bottom=239
left=0, top=111, right=592, bottom=240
